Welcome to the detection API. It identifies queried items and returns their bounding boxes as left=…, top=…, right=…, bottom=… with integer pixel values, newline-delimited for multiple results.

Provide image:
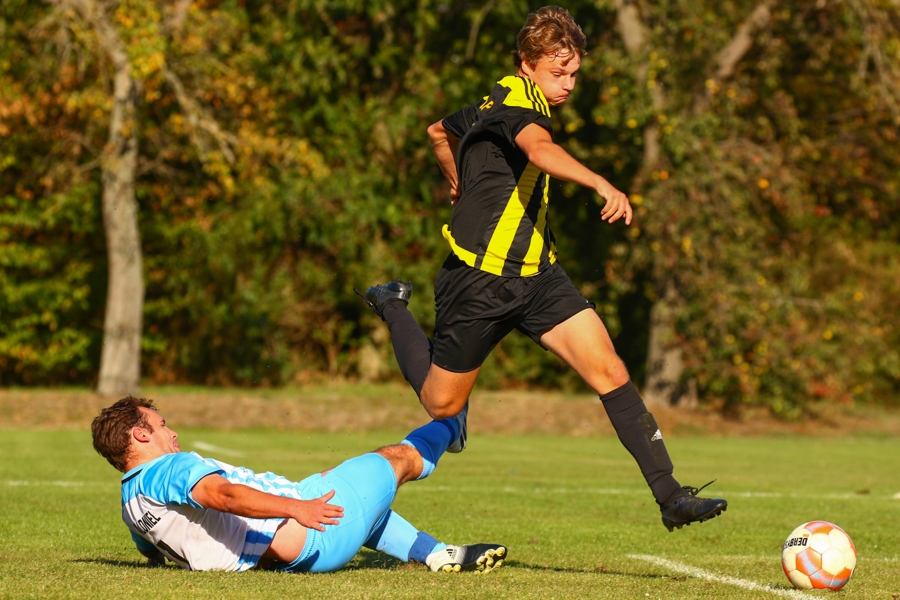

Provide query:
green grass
left=1, top=429, right=899, bottom=599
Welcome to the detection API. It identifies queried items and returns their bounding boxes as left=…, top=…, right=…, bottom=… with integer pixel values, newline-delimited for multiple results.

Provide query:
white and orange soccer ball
left=782, top=521, right=857, bottom=590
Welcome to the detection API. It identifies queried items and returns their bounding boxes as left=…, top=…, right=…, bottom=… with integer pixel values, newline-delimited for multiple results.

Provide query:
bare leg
left=375, top=444, right=424, bottom=487
left=419, top=365, right=478, bottom=420
left=539, top=309, right=629, bottom=394
left=374, top=413, right=460, bottom=485
left=371, top=436, right=507, bottom=571
left=541, top=309, right=681, bottom=505
left=382, top=304, right=476, bottom=420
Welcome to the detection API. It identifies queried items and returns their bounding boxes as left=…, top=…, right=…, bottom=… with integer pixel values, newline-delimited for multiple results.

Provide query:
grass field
left=2, top=421, right=899, bottom=599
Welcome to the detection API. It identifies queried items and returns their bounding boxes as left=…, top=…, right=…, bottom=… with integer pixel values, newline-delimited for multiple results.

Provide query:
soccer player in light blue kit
left=91, top=396, right=505, bottom=574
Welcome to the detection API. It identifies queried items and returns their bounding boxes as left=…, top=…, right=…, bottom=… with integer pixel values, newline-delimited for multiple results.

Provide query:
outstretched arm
left=427, top=119, right=461, bottom=205
left=515, top=123, right=633, bottom=225
left=191, top=473, right=344, bottom=532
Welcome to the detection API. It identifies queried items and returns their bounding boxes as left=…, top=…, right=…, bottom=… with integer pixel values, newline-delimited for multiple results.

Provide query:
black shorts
left=432, top=253, right=595, bottom=373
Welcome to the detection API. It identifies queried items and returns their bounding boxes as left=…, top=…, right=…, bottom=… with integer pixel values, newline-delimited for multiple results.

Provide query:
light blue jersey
left=119, top=414, right=455, bottom=574
left=121, top=452, right=288, bottom=571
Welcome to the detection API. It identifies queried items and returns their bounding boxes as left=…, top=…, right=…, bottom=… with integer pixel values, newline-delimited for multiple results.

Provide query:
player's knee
left=588, top=357, right=630, bottom=393
left=607, top=360, right=630, bottom=389
left=424, top=404, right=454, bottom=420
left=420, top=393, right=464, bottom=420
left=419, top=388, right=465, bottom=420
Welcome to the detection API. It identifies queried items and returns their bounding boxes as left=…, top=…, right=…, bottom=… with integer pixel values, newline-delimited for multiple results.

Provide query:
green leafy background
left=1, top=0, right=898, bottom=415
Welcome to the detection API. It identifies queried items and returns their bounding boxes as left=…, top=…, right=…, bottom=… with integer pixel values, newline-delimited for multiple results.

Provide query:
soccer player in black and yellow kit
left=358, top=6, right=727, bottom=532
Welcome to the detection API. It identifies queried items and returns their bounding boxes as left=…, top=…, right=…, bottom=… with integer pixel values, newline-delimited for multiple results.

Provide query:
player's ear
left=132, top=425, right=151, bottom=443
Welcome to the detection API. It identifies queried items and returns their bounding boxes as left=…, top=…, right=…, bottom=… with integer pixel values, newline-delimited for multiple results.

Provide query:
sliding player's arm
left=131, top=531, right=167, bottom=566
left=190, top=473, right=344, bottom=532
left=515, top=123, right=632, bottom=225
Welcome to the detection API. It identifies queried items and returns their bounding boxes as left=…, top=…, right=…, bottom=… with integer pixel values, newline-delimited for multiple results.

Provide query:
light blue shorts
left=273, top=452, right=397, bottom=573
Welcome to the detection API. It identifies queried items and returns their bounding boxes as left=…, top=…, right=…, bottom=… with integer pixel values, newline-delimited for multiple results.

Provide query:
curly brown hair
left=513, top=6, right=587, bottom=68
left=91, top=396, right=157, bottom=472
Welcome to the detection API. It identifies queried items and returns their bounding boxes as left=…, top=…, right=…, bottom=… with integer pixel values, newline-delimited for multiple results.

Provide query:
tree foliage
left=571, top=0, right=900, bottom=415
left=1, top=0, right=897, bottom=415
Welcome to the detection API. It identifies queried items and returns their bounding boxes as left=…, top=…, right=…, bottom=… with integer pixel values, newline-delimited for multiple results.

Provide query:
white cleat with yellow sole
left=426, top=543, right=507, bottom=573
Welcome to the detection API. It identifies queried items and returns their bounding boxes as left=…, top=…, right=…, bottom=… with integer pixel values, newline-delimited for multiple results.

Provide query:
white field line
left=3, top=476, right=896, bottom=503
left=628, top=554, right=807, bottom=599
left=13, top=480, right=881, bottom=501
left=699, top=555, right=899, bottom=562
left=404, top=485, right=898, bottom=500
left=191, top=441, right=245, bottom=457
left=3, top=480, right=111, bottom=487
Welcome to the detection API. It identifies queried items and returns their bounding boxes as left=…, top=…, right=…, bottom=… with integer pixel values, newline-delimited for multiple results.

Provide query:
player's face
left=521, top=51, right=580, bottom=106
left=138, top=408, right=180, bottom=455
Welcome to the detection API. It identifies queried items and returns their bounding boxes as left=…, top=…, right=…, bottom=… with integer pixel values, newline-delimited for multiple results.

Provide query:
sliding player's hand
left=597, top=183, right=633, bottom=225
left=146, top=552, right=167, bottom=567
left=295, top=489, right=344, bottom=531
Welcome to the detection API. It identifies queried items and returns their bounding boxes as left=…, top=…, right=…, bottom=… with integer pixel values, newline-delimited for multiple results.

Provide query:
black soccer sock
left=600, top=381, right=682, bottom=506
left=382, top=304, right=433, bottom=398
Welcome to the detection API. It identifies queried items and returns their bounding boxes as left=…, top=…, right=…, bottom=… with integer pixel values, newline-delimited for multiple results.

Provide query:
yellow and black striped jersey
left=441, top=75, right=556, bottom=278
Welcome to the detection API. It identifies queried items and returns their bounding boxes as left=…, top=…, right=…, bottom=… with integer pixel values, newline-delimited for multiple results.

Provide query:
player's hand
left=597, top=182, right=633, bottom=225
left=146, top=552, right=167, bottom=567
left=295, top=489, right=344, bottom=532
left=450, top=183, right=460, bottom=206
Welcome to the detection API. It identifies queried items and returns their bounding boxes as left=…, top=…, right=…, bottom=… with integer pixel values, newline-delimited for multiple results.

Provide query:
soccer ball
left=782, top=521, right=857, bottom=590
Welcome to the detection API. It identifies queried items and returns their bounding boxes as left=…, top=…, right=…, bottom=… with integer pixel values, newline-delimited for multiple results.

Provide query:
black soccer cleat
left=353, top=279, right=412, bottom=320
left=660, top=480, right=728, bottom=532
left=426, top=543, right=507, bottom=573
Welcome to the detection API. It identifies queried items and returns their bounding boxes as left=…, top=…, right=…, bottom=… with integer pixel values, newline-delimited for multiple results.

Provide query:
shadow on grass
left=342, top=553, right=409, bottom=571
left=74, top=555, right=676, bottom=579
left=73, top=558, right=160, bottom=569
left=346, top=554, right=672, bottom=578
left=512, top=562, right=676, bottom=579
left=74, top=554, right=414, bottom=573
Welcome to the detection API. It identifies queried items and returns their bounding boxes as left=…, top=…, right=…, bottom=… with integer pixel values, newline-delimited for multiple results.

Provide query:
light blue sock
left=400, top=418, right=457, bottom=480
left=363, top=510, right=445, bottom=562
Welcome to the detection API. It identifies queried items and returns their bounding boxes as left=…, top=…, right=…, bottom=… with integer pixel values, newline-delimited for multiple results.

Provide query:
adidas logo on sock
left=650, top=429, right=663, bottom=442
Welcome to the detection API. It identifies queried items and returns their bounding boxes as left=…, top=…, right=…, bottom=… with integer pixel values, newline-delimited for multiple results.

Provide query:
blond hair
left=513, top=6, right=587, bottom=68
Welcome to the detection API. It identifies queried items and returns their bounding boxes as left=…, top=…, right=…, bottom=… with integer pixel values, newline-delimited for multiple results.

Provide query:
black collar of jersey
left=121, top=468, right=143, bottom=484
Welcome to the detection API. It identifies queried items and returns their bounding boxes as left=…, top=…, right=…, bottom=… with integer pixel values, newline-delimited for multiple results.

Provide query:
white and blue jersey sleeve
left=120, top=452, right=286, bottom=571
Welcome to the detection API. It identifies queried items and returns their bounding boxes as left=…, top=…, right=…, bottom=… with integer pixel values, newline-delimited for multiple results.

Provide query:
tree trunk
left=614, top=0, right=694, bottom=408
left=643, top=283, right=698, bottom=408
left=67, top=0, right=144, bottom=396
left=97, top=61, right=143, bottom=396
left=615, top=0, right=771, bottom=408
